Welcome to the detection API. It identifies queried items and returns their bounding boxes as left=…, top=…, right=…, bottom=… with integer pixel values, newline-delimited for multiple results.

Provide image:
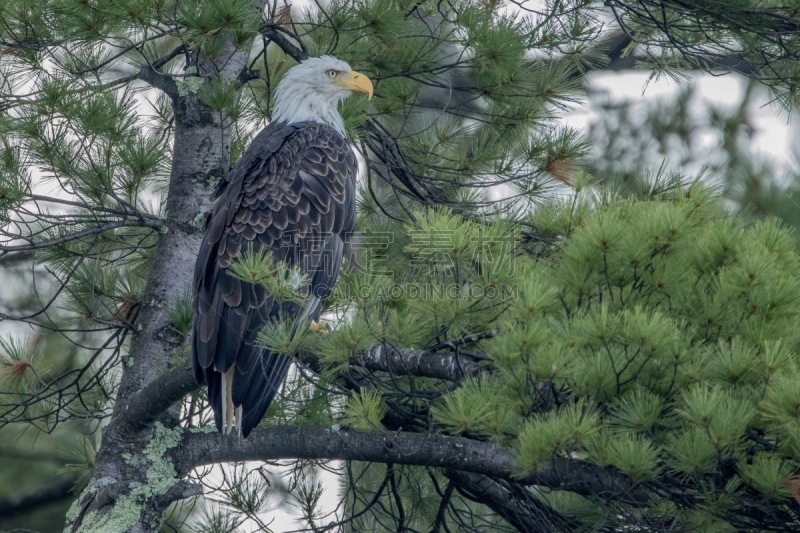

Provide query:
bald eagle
left=192, top=56, right=373, bottom=436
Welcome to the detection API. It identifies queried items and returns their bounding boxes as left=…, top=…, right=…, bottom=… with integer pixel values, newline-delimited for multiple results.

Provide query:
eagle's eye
left=326, top=69, right=338, bottom=79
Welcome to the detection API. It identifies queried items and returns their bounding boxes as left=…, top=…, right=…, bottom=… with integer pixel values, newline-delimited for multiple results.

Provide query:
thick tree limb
left=178, top=425, right=651, bottom=505
left=118, top=363, right=197, bottom=432
left=121, top=344, right=488, bottom=430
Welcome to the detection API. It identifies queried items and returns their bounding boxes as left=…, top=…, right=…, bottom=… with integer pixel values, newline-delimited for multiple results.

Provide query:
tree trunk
left=63, top=33, right=254, bottom=533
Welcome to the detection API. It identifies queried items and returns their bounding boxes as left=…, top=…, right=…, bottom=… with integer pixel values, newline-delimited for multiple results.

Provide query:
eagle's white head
left=272, top=56, right=373, bottom=134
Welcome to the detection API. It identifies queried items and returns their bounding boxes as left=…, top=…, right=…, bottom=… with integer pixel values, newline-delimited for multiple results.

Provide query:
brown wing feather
left=192, top=120, right=356, bottom=436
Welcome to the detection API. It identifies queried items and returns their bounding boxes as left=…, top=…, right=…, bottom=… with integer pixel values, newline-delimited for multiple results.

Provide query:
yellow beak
left=333, top=71, right=374, bottom=100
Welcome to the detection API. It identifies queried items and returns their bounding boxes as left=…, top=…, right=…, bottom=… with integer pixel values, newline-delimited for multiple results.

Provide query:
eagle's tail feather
left=238, top=352, right=292, bottom=437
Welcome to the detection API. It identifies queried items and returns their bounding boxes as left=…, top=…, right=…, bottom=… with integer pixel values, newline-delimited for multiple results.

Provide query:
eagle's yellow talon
left=309, top=320, right=330, bottom=334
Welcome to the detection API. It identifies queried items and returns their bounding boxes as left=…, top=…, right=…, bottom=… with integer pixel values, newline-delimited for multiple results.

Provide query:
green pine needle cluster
left=228, top=245, right=310, bottom=305
left=342, top=388, right=389, bottom=430
left=479, top=186, right=800, bottom=518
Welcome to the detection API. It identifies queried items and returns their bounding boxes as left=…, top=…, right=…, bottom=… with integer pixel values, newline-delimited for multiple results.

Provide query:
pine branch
left=0, top=219, right=162, bottom=254
left=586, top=33, right=760, bottom=76
left=118, top=363, right=198, bottom=432
left=604, top=0, right=800, bottom=94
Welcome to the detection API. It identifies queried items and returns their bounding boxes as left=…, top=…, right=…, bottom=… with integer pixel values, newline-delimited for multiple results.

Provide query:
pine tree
left=2, top=0, right=800, bottom=531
